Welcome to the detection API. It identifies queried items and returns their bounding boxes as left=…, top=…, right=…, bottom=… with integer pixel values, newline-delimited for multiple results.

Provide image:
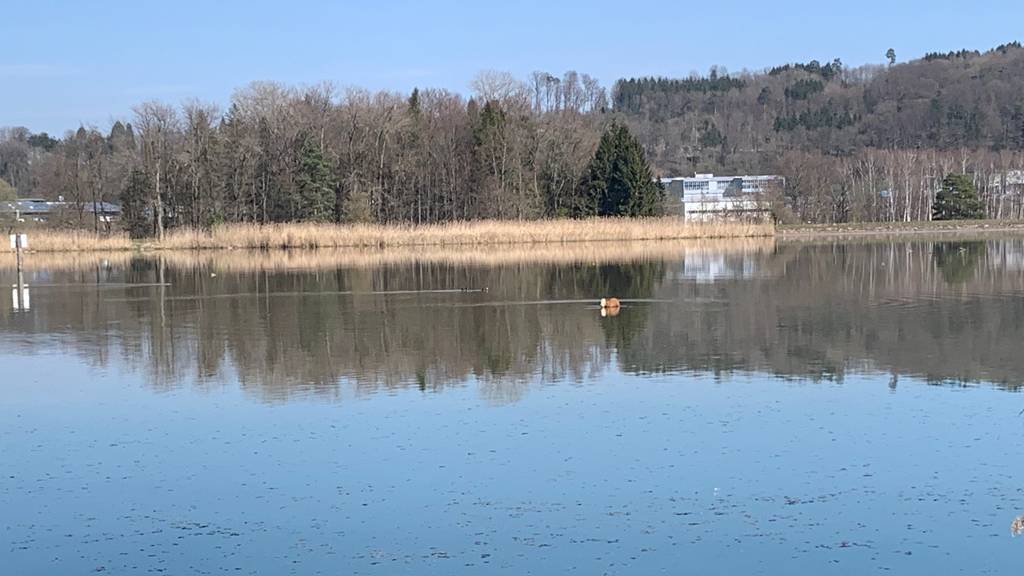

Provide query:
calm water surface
left=2, top=238, right=1023, bottom=574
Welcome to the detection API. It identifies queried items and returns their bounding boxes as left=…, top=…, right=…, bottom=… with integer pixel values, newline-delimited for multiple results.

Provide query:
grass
left=3, top=218, right=774, bottom=254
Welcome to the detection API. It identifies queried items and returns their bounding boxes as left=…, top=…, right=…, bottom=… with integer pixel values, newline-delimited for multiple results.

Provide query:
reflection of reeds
left=0, top=238, right=775, bottom=272
left=0, top=251, right=134, bottom=272
left=162, top=239, right=777, bottom=272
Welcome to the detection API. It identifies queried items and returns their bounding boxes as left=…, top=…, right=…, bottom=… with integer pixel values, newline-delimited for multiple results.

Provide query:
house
left=989, top=170, right=1024, bottom=196
left=660, top=173, right=782, bottom=221
left=0, top=199, right=122, bottom=224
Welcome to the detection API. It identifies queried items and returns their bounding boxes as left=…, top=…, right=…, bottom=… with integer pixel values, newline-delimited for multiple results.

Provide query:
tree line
left=773, top=148, right=1024, bottom=223
left=3, top=42, right=1024, bottom=232
left=0, top=71, right=661, bottom=237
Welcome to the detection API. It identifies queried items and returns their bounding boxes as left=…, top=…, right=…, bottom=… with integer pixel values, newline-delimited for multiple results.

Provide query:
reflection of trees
left=619, top=239, right=1024, bottom=388
left=2, top=238, right=1023, bottom=401
left=933, top=241, right=986, bottom=285
left=0, top=257, right=664, bottom=402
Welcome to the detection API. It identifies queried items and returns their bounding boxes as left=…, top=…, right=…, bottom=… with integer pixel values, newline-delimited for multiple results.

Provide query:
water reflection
left=2, top=237, right=1023, bottom=400
left=933, top=241, right=986, bottom=284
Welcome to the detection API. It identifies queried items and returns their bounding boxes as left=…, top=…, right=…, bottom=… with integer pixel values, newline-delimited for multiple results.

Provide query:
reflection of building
left=660, top=173, right=781, bottom=221
left=987, top=239, right=1024, bottom=271
left=677, top=251, right=764, bottom=283
left=0, top=199, right=122, bottom=223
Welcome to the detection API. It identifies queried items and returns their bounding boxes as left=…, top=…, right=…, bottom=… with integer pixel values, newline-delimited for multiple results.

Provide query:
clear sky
left=3, top=0, right=1023, bottom=134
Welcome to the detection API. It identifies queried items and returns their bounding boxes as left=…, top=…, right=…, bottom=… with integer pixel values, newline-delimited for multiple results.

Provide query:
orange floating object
left=600, top=297, right=621, bottom=309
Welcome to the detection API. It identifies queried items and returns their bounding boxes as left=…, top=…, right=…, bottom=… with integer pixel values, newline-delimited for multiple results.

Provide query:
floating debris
left=1012, top=516, right=1024, bottom=537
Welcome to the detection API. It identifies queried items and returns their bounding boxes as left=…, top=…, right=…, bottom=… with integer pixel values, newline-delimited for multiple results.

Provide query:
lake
left=2, top=237, right=1023, bottom=574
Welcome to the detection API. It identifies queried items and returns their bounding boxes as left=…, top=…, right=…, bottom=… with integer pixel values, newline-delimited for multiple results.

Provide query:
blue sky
left=3, top=0, right=1023, bottom=134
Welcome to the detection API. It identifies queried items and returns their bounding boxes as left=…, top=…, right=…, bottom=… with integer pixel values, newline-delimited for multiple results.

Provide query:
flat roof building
left=660, top=173, right=782, bottom=221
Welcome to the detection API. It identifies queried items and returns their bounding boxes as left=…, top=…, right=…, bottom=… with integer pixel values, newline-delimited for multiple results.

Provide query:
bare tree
left=134, top=101, right=180, bottom=239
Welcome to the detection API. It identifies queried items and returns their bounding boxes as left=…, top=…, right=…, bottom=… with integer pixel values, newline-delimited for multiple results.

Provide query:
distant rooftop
left=659, top=173, right=782, bottom=183
left=0, top=199, right=121, bottom=215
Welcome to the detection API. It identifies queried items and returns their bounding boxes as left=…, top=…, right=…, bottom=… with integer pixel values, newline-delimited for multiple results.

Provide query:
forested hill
left=616, top=42, right=1024, bottom=175
left=3, top=42, right=1024, bottom=229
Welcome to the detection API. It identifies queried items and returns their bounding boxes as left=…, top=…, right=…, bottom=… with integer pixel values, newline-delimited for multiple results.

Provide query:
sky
left=3, top=0, right=1023, bottom=135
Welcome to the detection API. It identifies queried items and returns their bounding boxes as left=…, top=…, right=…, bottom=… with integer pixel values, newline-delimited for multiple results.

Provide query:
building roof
left=0, top=199, right=121, bottom=215
left=659, top=173, right=782, bottom=184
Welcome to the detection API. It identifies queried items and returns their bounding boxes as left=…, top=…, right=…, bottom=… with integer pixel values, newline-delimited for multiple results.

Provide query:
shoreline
left=779, top=220, right=1024, bottom=239
left=3, top=218, right=773, bottom=254
left=5, top=219, right=1023, bottom=260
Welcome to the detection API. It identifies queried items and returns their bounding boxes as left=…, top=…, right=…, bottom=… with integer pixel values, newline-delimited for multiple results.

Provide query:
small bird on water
left=600, top=297, right=621, bottom=309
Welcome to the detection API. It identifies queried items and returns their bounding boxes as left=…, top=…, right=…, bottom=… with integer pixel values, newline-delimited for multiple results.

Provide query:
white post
left=10, top=233, right=27, bottom=310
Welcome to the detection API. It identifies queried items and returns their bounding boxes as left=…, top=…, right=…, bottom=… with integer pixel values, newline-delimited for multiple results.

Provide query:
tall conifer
left=576, top=122, right=663, bottom=217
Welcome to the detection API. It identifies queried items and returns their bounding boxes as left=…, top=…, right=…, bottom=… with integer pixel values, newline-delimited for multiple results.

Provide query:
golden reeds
left=0, top=237, right=776, bottom=272
left=3, top=218, right=773, bottom=254
left=4, top=229, right=133, bottom=252
left=153, top=219, right=773, bottom=250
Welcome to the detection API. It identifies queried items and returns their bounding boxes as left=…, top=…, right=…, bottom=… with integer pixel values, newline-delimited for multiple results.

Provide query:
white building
left=989, top=170, right=1024, bottom=196
left=660, top=173, right=782, bottom=221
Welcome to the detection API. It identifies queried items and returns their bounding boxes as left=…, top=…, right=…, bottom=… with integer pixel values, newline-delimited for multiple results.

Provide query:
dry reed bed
left=152, top=219, right=773, bottom=251
left=2, top=219, right=772, bottom=256
left=5, top=230, right=133, bottom=252
left=0, top=238, right=776, bottom=272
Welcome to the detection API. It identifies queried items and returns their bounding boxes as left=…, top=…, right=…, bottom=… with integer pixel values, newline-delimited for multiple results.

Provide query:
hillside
left=617, top=42, right=1024, bottom=175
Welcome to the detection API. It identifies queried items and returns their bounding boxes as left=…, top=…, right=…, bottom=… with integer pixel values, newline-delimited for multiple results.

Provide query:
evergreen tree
left=108, top=121, right=136, bottom=153
left=575, top=122, right=664, bottom=217
left=407, top=88, right=421, bottom=115
left=932, top=173, right=985, bottom=220
left=120, top=168, right=152, bottom=238
left=574, top=125, right=613, bottom=216
left=618, top=131, right=664, bottom=216
left=26, top=132, right=58, bottom=152
left=295, top=136, right=336, bottom=222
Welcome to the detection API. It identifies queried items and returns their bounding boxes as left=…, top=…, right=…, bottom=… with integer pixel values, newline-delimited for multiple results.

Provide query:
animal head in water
left=600, top=297, right=621, bottom=308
